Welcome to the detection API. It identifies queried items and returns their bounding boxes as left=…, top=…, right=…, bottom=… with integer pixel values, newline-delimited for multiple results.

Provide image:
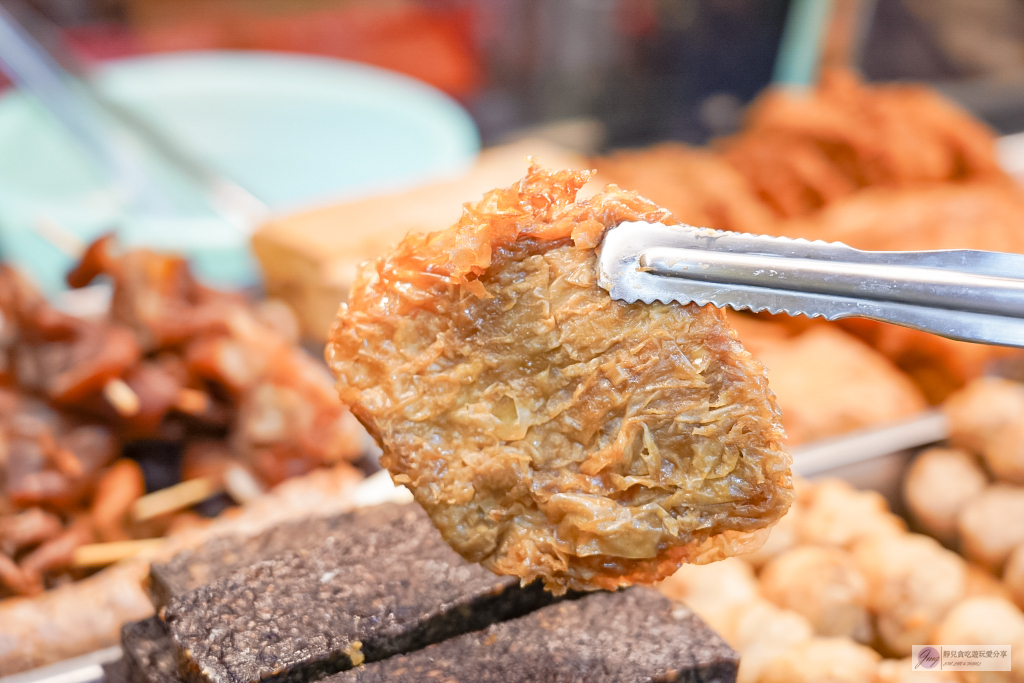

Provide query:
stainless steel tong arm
left=597, top=221, right=1024, bottom=348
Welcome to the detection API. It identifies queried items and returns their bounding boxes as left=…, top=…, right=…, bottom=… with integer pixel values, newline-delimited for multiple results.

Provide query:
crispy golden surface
left=327, top=166, right=792, bottom=593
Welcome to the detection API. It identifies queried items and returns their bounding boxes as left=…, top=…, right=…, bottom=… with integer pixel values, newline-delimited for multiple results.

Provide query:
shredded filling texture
left=327, top=165, right=792, bottom=593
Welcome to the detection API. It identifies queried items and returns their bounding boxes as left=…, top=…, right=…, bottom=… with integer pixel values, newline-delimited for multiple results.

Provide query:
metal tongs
left=598, top=221, right=1024, bottom=348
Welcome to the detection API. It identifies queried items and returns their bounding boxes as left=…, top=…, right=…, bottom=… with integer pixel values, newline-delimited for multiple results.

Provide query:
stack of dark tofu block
left=109, top=503, right=738, bottom=683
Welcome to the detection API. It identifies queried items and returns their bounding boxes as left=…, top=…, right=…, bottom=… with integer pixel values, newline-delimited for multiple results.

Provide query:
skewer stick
left=131, top=477, right=222, bottom=522
left=72, top=538, right=165, bottom=567
left=103, top=378, right=140, bottom=417
left=223, top=465, right=264, bottom=504
left=49, top=446, right=83, bottom=478
left=33, top=216, right=85, bottom=259
left=175, top=387, right=211, bottom=415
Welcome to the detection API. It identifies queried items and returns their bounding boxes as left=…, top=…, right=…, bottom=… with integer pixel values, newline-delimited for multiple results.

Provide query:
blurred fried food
left=852, top=533, right=966, bottom=656
left=0, top=235, right=371, bottom=604
left=722, top=69, right=1004, bottom=219
left=732, top=323, right=927, bottom=445
left=593, top=143, right=777, bottom=234
left=760, top=545, right=872, bottom=642
left=328, top=164, right=792, bottom=593
left=957, top=484, right=1024, bottom=573
left=903, top=447, right=988, bottom=546
left=758, top=637, right=880, bottom=683
left=945, top=377, right=1024, bottom=485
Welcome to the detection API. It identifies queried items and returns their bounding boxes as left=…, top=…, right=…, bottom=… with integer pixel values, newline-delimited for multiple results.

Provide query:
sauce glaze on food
left=326, top=165, right=792, bottom=593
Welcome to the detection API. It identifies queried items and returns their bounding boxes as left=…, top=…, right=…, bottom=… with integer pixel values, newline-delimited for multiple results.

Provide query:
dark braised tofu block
left=165, top=505, right=556, bottom=683
left=330, top=588, right=737, bottom=683
left=149, top=504, right=409, bottom=608
left=327, top=165, right=792, bottom=594
left=121, top=617, right=178, bottom=683
left=102, top=659, right=130, bottom=683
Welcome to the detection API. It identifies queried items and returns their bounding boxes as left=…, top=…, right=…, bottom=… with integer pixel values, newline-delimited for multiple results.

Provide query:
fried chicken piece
left=853, top=533, right=966, bottom=656
left=18, top=516, right=93, bottom=583
left=759, top=637, right=880, bottom=683
left=748, top=326, right=927, bottom=445
left=875, top=658, right=959, bottom=682
left=722, top=130, right=859, bottom=217
left=775, top=182, right=1024, bottom=253
left=945, top=377, right=1024, bottom=486
left=957, top=484, right=1024, bottom=573
left=68, top=235, right=368, bottom=480
left=903, top=447, right=988, bottom=545
left=327, top=165, right=792, bottom=593
left=729, top=600, right=814, bottom=683
left=931, top=597, right=1024, bottom=657
left=761, top=545, right=872, bottom=642
left=593, top=143, right=777, bottom=234
left=796, top=478, right=906, bottom=548
left=1005, top=544, right=1024, bottom=610
left=0, top=262, right=141, bottom=413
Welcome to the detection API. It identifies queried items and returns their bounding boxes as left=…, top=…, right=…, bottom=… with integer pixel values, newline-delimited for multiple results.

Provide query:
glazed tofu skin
left=326, top=164, right=793, bottom=593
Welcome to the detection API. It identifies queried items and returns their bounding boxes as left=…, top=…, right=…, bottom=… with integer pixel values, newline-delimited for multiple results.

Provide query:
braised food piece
left=149, top=504, right=407, bottom=609
left=327, top=165, right=791, bottom=593
left=903, top=447, right=987, bottom=545
left=329, top=588, right=737, bottom=683
left=1, top=390, right=116, bottom=511
left=121, top=617, right=179, bottom=683
left=165, top=504, right=557, bottom=683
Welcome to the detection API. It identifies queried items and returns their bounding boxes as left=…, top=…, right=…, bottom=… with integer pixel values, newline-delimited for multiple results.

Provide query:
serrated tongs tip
left=597, top=221, right=1024, bottom=348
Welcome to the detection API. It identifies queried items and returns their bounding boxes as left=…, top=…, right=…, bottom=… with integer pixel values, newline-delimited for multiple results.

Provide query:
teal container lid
left=0, top=50, right=480, bottom=295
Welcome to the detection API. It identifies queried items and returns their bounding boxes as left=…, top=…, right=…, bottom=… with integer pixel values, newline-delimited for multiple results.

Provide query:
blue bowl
left=0, top=51, right=479, bottom=295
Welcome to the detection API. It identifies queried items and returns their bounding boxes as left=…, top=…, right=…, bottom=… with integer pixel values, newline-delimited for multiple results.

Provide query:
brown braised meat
left=1, top=389, right=116, bottom=511
left=68, top=234, right=233, bottom=353
left=68, top=235, right=368, bottom=482
left=327, top=165, right=792, bottom=593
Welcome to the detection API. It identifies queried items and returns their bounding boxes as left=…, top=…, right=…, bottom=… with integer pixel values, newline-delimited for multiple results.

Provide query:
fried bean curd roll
left=327, top=164, right=793, bottom=593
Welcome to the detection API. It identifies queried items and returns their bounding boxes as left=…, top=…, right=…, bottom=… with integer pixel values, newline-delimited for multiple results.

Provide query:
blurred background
left=10, top=0, right=1024, bottom=144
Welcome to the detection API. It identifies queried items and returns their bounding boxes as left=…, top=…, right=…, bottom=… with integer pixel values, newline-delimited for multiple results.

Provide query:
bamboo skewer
left=103, top=378, right=140, bottom=417
left=175, top=387, right=211, bottom=415
left=224, top=465, right=264, bottom=504
left=131, top=477, right=222, bottom=522
left=72, top=538, right=165, bottom=568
